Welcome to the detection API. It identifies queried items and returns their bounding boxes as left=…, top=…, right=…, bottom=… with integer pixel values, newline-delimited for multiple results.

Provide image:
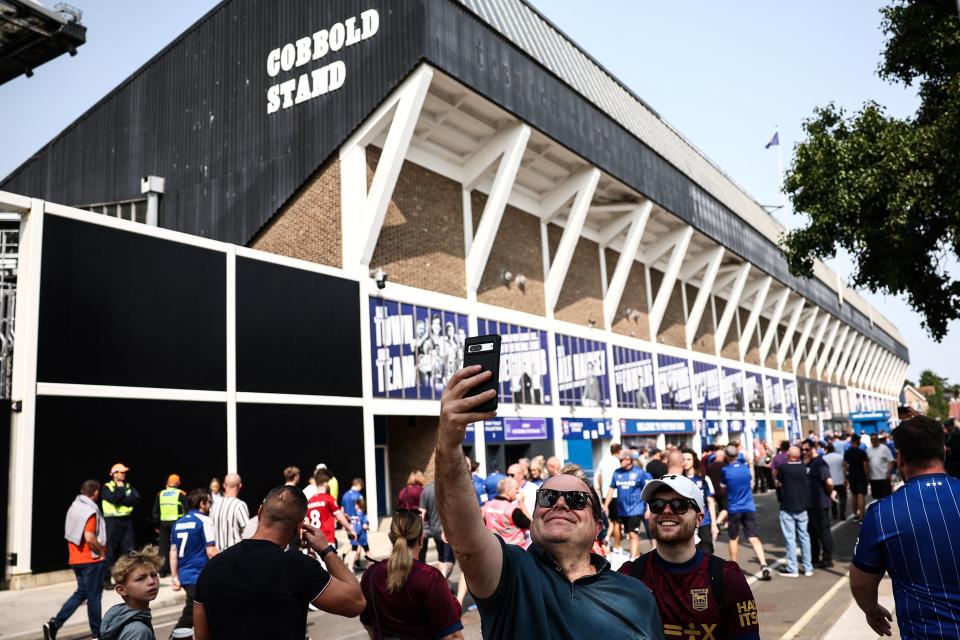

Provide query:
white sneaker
left=776, top=570, right=799, bottom=578
left=803, top=569, right=814, bottom=576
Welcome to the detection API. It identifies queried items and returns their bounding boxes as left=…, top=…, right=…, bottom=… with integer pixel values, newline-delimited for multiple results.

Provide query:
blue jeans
left=779, top=510, right=813, bottom=574
left=53, top=561, right=106, bottom=636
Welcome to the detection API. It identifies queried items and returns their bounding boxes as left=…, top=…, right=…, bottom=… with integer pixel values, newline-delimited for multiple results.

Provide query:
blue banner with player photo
left=621, top=419, right=695, bottom=435
left=555, top=333, right=610, bottom=407
left=657, top=354, right=692, bottom=410
left=705, top=419, right=723, bottom=435
left=723, top=367, right=745, bottom=412
left=765, top=375, right=784, bottom=413
left=477, top=318, right=551, bottom=406
left=369, top=298, right=468, bottom=400
left=692, top=361, right=721, bottom=410
left=727, top=419, right=745, bottom=433
left=612, top=346, right=656, bottom=409
left=561, top=417, right=612, bottom=440
left=745, top=371, right=766, bottom=413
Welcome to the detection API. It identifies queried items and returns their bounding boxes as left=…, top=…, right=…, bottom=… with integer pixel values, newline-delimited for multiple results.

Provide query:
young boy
left=345, top=497, right=371, bottom=572
left=100, top=546, right=162, bottom=640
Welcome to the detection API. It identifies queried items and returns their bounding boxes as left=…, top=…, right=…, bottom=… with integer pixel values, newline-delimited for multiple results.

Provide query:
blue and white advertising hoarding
left=369, top=298, right=468, bottom=400
left=765, top=375, right=784, bottom=413
left=621, top=419, right=694, bottom=435
left=692, top=361, right=721, bottom=410
left=555, top=333, right=610, bottom=407
left=727, top=419, right=745, bottom=434
left=477, top=318, right=551, bottom=405
left=705, top=420, right=723, bottom=435
left=657, top=354, right=692, bottom=410
left=561, top=417, right=612, bottom=440
left=745, top=371, right=766, bottom=412
left=465, top=417, right=553, bottom=444
left=784, top=379, right=802, bottom=441
left=613, top=346, right=655, bottom=409
left=723, top=367, right=744, bottom=412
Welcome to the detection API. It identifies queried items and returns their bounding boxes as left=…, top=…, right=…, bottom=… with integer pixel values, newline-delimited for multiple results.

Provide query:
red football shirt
left=306, top=493, right=340, bottom=543
left=619, top=550, right=761, bottom=640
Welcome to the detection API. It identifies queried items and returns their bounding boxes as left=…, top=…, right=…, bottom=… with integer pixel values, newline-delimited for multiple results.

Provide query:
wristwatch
left=319, top=545, right=337, bottom=560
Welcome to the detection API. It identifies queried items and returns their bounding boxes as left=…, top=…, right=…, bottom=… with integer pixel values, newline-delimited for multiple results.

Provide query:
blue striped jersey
left=852, top=473, right=960, bottom=639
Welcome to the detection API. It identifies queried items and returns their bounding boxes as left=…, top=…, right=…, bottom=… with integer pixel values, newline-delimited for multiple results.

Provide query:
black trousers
left=807, top=506, right=833, bottom=563
left=696, top=524, right=714, bottom=555
left=175, top=583, right=197, bottom=630
left=157, top=522, right=174, bottom=574
left=831, top=485, right=847, bottom=521
left=105, top=517, right=135, bottom=576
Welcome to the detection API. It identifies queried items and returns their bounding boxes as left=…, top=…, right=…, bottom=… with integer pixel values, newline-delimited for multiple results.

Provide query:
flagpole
left=774, top=125, right=786, bottom=216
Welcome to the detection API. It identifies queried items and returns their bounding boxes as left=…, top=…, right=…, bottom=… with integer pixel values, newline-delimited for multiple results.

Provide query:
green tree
left=783, top=0, right=960, bottom=341
left=919, top=369, right=949, bottom=418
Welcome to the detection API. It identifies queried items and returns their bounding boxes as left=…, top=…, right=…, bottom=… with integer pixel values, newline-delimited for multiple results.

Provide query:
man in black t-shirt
left=193, top=485, right=365, bottom=640
left=843, top=434, right=869, bottom=522
left=776, top=446, right=813, bottom=576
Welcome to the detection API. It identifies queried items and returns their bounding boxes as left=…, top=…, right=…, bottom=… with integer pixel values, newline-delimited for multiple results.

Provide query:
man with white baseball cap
left=619, top=474, right=762, bottom=640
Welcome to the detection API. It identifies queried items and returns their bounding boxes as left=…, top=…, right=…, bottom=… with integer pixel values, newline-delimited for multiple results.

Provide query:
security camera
left=372, top=268, right=388, bottom=290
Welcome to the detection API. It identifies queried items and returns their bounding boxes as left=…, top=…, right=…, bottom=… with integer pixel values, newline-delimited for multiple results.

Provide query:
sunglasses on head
left=536, top=488, right=599, bottom=519
left=648, top=498, right=699, bottom=515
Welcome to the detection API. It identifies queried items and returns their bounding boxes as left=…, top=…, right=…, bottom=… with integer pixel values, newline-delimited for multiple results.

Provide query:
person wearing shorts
left=844, top=434, right=869, bottom=522
left=720, top=445, right=771, bottom=580
left=604, top=452, right=652, bottom=559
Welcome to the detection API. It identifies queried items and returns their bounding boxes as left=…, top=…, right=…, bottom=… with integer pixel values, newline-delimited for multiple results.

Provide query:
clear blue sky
left=0, top=0, right=953, bottom=385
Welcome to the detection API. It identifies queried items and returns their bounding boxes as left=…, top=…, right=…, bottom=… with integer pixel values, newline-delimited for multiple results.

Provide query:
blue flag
left=765, top=132, right=779, bottom=149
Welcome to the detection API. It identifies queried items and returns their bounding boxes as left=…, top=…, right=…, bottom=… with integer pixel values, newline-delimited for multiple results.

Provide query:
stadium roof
left=0, top=0, right=85, bottom=85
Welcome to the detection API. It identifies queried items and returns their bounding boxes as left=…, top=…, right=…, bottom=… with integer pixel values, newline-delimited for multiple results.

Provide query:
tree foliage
left=783, top=0, right=960, bottom=341
left=919, top=368, right=949, bottom=418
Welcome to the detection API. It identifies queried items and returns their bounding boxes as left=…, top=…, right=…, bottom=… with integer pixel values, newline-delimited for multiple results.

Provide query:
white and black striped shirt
left=210, top=496, right=249, bottom=552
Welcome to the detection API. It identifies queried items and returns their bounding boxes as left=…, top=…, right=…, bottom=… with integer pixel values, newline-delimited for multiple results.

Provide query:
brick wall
left=249, top=158, right=342, bottom=267
left=547, top=224, right=603, bottom=326
left=386, top=415, right=439, bottom=502
left=684, top=283, right=716, bottom=355
left=472, top=194, right=546, bottom=315
left=649, top=268, right=686, bottom=348
left=605, top=248, right=649, bottom=338
left=369, top=148, right=467, bottom=298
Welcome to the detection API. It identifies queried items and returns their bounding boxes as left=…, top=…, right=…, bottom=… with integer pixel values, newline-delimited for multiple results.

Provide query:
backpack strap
left=707, top=554, right=726, bottom=609
left=629, top=551, right=648, bottom=579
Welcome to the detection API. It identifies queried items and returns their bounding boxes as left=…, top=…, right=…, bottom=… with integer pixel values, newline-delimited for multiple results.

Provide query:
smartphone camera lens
left=469, top=345, right=482, bottom=353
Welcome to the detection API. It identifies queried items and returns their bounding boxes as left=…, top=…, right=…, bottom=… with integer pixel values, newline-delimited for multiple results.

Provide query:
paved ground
left=2, top=492, right=898, bottom=639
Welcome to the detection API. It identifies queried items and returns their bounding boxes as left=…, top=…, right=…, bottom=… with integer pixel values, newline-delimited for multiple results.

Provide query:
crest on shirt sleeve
left=691, top=588, right=709, bottom=611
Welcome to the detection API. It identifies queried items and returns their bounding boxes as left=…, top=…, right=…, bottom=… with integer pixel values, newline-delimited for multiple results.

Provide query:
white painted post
left=713, top=263, right=751, bottom=356
left=738, top=276, right=772, bottom=360
left=543, top=169, right=601, bottom=313
left=226, top=247, right=238, bottom=473
left=776, top=299, right=805, bottom=369
left=758, top=287, right=790, bottom=364
left=824, top=326, right=852, bottom=383
left=803, top=315, right=830, bottom=377
left=815, top=320, right=841, bottom=378
left=684, top=247, right=724, bottom=349
left=647, top=226, right=694, bottom=341
left=602, top=201, right=651, bottom=328
left=840, top=334, right=866, bottom=386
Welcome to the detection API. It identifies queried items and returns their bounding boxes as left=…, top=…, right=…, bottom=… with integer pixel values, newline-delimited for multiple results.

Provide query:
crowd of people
left=42, top=367, right=960, bottom=639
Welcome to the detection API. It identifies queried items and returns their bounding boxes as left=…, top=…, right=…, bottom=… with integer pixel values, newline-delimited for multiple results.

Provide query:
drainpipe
left=140, top=176, right=165, bottom=227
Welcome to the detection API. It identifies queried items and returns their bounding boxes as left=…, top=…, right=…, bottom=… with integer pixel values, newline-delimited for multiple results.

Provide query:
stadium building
left=0, top=0, right=908, bottom=581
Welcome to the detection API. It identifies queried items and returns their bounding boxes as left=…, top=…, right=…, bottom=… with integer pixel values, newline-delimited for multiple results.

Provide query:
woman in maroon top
left=360, top=510, right=463, bottom=639
left=396, top=471, right=425, bottom=510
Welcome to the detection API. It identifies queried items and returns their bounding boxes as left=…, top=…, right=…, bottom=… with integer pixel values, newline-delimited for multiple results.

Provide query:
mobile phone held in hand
left=463, top=334, right=501, bottom=413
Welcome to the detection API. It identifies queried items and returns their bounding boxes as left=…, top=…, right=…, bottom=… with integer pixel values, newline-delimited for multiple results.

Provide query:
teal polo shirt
left=476, top=538, right=664, bottom=639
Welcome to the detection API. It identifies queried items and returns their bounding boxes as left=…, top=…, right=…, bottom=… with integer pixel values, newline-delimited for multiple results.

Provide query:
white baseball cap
left=640, top=474, right=706, bottom=513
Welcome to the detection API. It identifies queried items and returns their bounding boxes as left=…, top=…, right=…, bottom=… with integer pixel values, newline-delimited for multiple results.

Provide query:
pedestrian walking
left=705, top=448, right=728, bottom=528
left=482, top=476, right=531, bottom=548
left=340, top=478, right=364, bottom=520
left=511, top=462, right=537, bottom=513
left=484, top=465, right=506, bottom=497
left=151, top=474, right=186, bottom=577
left=645, top=449, right=668, bottom=479
left=397, top=470, right=425, bottom=509
left=102, top=463, right=140, bottom=585
left=620, top=474, right=761, bottom=639
left=282, top=465, right=300, bottom=487
left=682, top=450, right=718, bottom=555
left=822, top=443, right=846, bottom=521
left=345, top=497, right=370, bottom=573
left=435, top=366, right=662, bottom=638
left=595, top=443, right=623, bottom=553
left=44, top=480, right=108, bottom=640
left=359, top=509, right=464, bottom=639
left=468, top=458, right=488, bottom=505
left=419, top=480, right=455, bottom=573
left=169, top=489, right=217, bottom=632
left=774, top=446, right=813, bottom=577
left=305, top=470, right=355, bottom=548
left=866, top=433, right=895, bottom=500
left=604, top=451, right=653, bottom=559
left=851, top=415, right=960, bottom=638
left=100, top=546, right=162, bottom=640
left=720, top=444, right=771, bottom=580
left=209, top=473, right=248, bottom=552
left=208, top=478, right=223, bottom=505
left=193, top=485, right=365, bottom=639
left=802, top=441, right=835, bottom=568
left=844, top=434, right=869, bottom=522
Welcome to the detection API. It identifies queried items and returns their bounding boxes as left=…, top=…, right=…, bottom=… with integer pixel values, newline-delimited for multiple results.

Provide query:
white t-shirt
left=596, top=454, right=620, bottom=498
left=519, top=480, right=538, bottom=513
left=823, top=451, right=845, bottom=485
left=866, top=445, right=894, bottom=480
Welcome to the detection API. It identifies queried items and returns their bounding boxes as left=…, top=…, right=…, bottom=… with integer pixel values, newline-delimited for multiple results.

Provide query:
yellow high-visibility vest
left=158, top=488, right=183, bottom=522
left=102, top=480, right=134, bottom=517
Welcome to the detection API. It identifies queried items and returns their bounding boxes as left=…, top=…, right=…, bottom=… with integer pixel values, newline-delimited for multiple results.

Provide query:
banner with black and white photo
left=555, top=333, right=610, bottom=407
left=657, top=354, right=692, bottom=410
left=692, top=361, right=721, bottom=410
left=369, top=298, right=468, bottom=400
left=723, top=367, right=744, bottom=412
left=745, top=371, right=766, bottom=412
left=613, top=346, right=656, bottom=409
left=478, top=318, right=551, bottom=405
left=765, top=375, right=784, bottom=413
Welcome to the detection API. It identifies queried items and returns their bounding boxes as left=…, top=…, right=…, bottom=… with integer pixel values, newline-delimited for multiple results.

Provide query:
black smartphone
left=462, top=334, right=501, bottom=413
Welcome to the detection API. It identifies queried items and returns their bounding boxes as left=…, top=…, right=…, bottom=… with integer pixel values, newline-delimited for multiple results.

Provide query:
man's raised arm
left=435, top=365, right=502, bottom=600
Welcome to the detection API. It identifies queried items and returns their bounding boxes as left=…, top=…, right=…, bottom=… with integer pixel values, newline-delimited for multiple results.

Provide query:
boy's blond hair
left=111, top=545, right=163, bottom=584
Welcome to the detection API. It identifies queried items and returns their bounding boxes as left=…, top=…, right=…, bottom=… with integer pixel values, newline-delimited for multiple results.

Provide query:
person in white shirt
left=823, top=443, right=846, bottom=521
left=866, top=433, right=895, bottom=500
left=209, top=473, right=249, bottom=552
left=595, top=443, right=623, bottom=553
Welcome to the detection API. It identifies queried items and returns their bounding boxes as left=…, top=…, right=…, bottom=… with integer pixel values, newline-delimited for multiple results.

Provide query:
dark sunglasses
left=648, top=498, right=699, bottom=515
left=536, top=488, right=599, bottom=519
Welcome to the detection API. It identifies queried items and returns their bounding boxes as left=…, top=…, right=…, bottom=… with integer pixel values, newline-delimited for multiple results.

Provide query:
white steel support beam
left=803, top=314, right=831, bottom=377
left=861, top=345, right=885, bottom=389
left=643, top=227, right=690, bottom=266
left=738, top=276, right=772, bottom=360
left=776, top=299, right=805, bottom=368
left=341, top=65, right=433, bottom=269
left=758, top=287, right=791, bottom=364
left=791, top=308, right=819, bottom=371
left=540, top=167, right=597, bottom=222
left=867, top=351, right=891, bottom=392
left=889, top=359, right=908, bottom=395
left=815, top=319, right=841, bottom=377
left=852, top=343, right=878, bottom=388
left=714, top=263, right=751, bottom=356
left=875, top=353, right=896, bottom=393
left=835, top=333, right=862, bottom=386
left=543, top=168, right=601, bottom=313
left=684, top=246, right=725, bottom=348
left=824, top=326, right=852, bottom=382
left=648, top=226, right=694, bottom=341
left=597, top=208, right=639, bottom=247
left=841, top=334, right=867, bottom=385
left=602, top=201, right=652, bottom=328
left=464, top=123, right=532, bottom=292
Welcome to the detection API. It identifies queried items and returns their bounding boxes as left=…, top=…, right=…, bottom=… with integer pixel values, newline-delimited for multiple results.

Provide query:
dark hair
left=851, top=433, right=861, bottom=443
left=681, top=448, right=702, bottom=475
left=825, top=443, right=835, bottom=453
left=187, top=488, right=211, bottom=510
left=80, top=479, right=101, bottom=497
left=470, top=460, right=480, bottom=473
left=779, top=440, right=790, bottom=452
left=261, top=485, right=308, bottom=528
left=610, top=443, right=622, bottom=455
left=314, top=470, right=331, bottom=485
left=283, top=466, right=300, bottom=482
left=893, top=416, right=945, bottom=466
